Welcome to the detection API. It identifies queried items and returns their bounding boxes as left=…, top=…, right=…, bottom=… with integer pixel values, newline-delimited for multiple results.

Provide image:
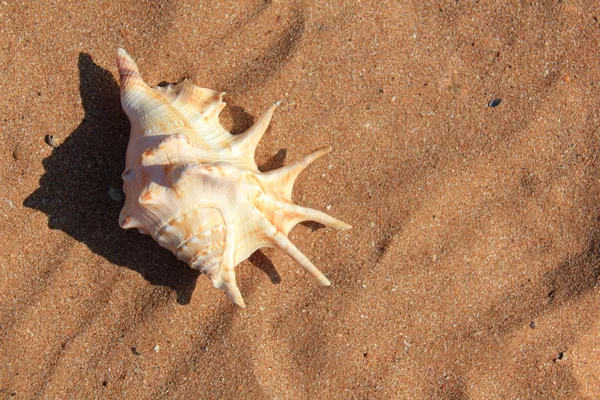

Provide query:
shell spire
left=116, top=48, right=351, bottom=307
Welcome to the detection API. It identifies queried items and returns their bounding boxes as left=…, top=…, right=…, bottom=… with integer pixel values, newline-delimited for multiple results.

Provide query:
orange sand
left=1, top=1, right=600, bottom=398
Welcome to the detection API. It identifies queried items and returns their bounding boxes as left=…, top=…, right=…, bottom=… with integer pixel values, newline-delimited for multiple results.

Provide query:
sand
left=1, top=1, right=600, bottom=398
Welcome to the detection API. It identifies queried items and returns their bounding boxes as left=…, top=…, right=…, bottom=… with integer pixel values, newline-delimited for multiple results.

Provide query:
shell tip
left=119, top=214, right=133, bottom=229
left=228, top=290, right=246, bottom=308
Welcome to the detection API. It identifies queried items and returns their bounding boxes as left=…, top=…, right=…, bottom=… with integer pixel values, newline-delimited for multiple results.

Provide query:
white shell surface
left=116, top=48, right=351, bottom=307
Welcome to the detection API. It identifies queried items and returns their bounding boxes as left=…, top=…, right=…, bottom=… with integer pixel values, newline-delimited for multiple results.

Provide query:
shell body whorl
left=116, top=48, right=351, bottom=307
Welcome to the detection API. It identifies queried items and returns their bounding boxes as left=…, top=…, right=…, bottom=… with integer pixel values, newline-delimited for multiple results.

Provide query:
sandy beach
left=1, top=1, right=600, bottom=398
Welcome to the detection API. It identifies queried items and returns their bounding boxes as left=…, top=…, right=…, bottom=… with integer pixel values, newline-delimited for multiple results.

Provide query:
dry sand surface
left=2, top=1, right=600, bottom=398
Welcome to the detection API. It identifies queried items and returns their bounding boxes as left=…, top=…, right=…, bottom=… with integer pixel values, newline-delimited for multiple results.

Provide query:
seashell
left=116, top=48, right=351, bottom=307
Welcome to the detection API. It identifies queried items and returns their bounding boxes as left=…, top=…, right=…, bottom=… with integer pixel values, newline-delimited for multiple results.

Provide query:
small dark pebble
left=102, top=380, right=108, bottom=387
left=131, top=346, right=140, bottom=356
left=378, top=88, right=384, bottom=94
left=45, top=134, right=59, bottom=148
left=12, top=146, right=21, bottom=160
left=487, top=98, right=502, bottom=107
left=529, top=321, right=536, bottom=329
left=553, top=352, right=564, bottom=362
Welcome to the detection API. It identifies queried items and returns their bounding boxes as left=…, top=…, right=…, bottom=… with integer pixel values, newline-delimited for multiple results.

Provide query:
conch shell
left=116, top=48, right=351, bottom=307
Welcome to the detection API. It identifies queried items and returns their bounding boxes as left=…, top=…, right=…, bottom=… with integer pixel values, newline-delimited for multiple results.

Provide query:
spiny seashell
left=116, top=48, right=351, bottom=307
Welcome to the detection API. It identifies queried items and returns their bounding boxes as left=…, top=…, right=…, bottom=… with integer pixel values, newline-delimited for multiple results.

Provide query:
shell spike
left=209, top=274, right=246, bottom=307
left=282, top=203, right=352, bottom=233
left=223, top=281, right=246, bottom=308
left=269, top=231, right=331, bottom=286
left=116, top=48, right=144, bottom=87
left=204, top=239, right=246, bottom=307
left=233, top=101, right=280, bottom=157
left=260, top=145, right=333, bottom=202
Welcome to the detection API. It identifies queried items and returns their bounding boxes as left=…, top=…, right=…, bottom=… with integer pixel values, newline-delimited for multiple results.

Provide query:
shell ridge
left=153, top=80, right=232, bottom=145
left=154, top=207, right=225, bottom=243
left=139, top=135, right=197, bottom=167
left=152, top=202, right=225, bottom=240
